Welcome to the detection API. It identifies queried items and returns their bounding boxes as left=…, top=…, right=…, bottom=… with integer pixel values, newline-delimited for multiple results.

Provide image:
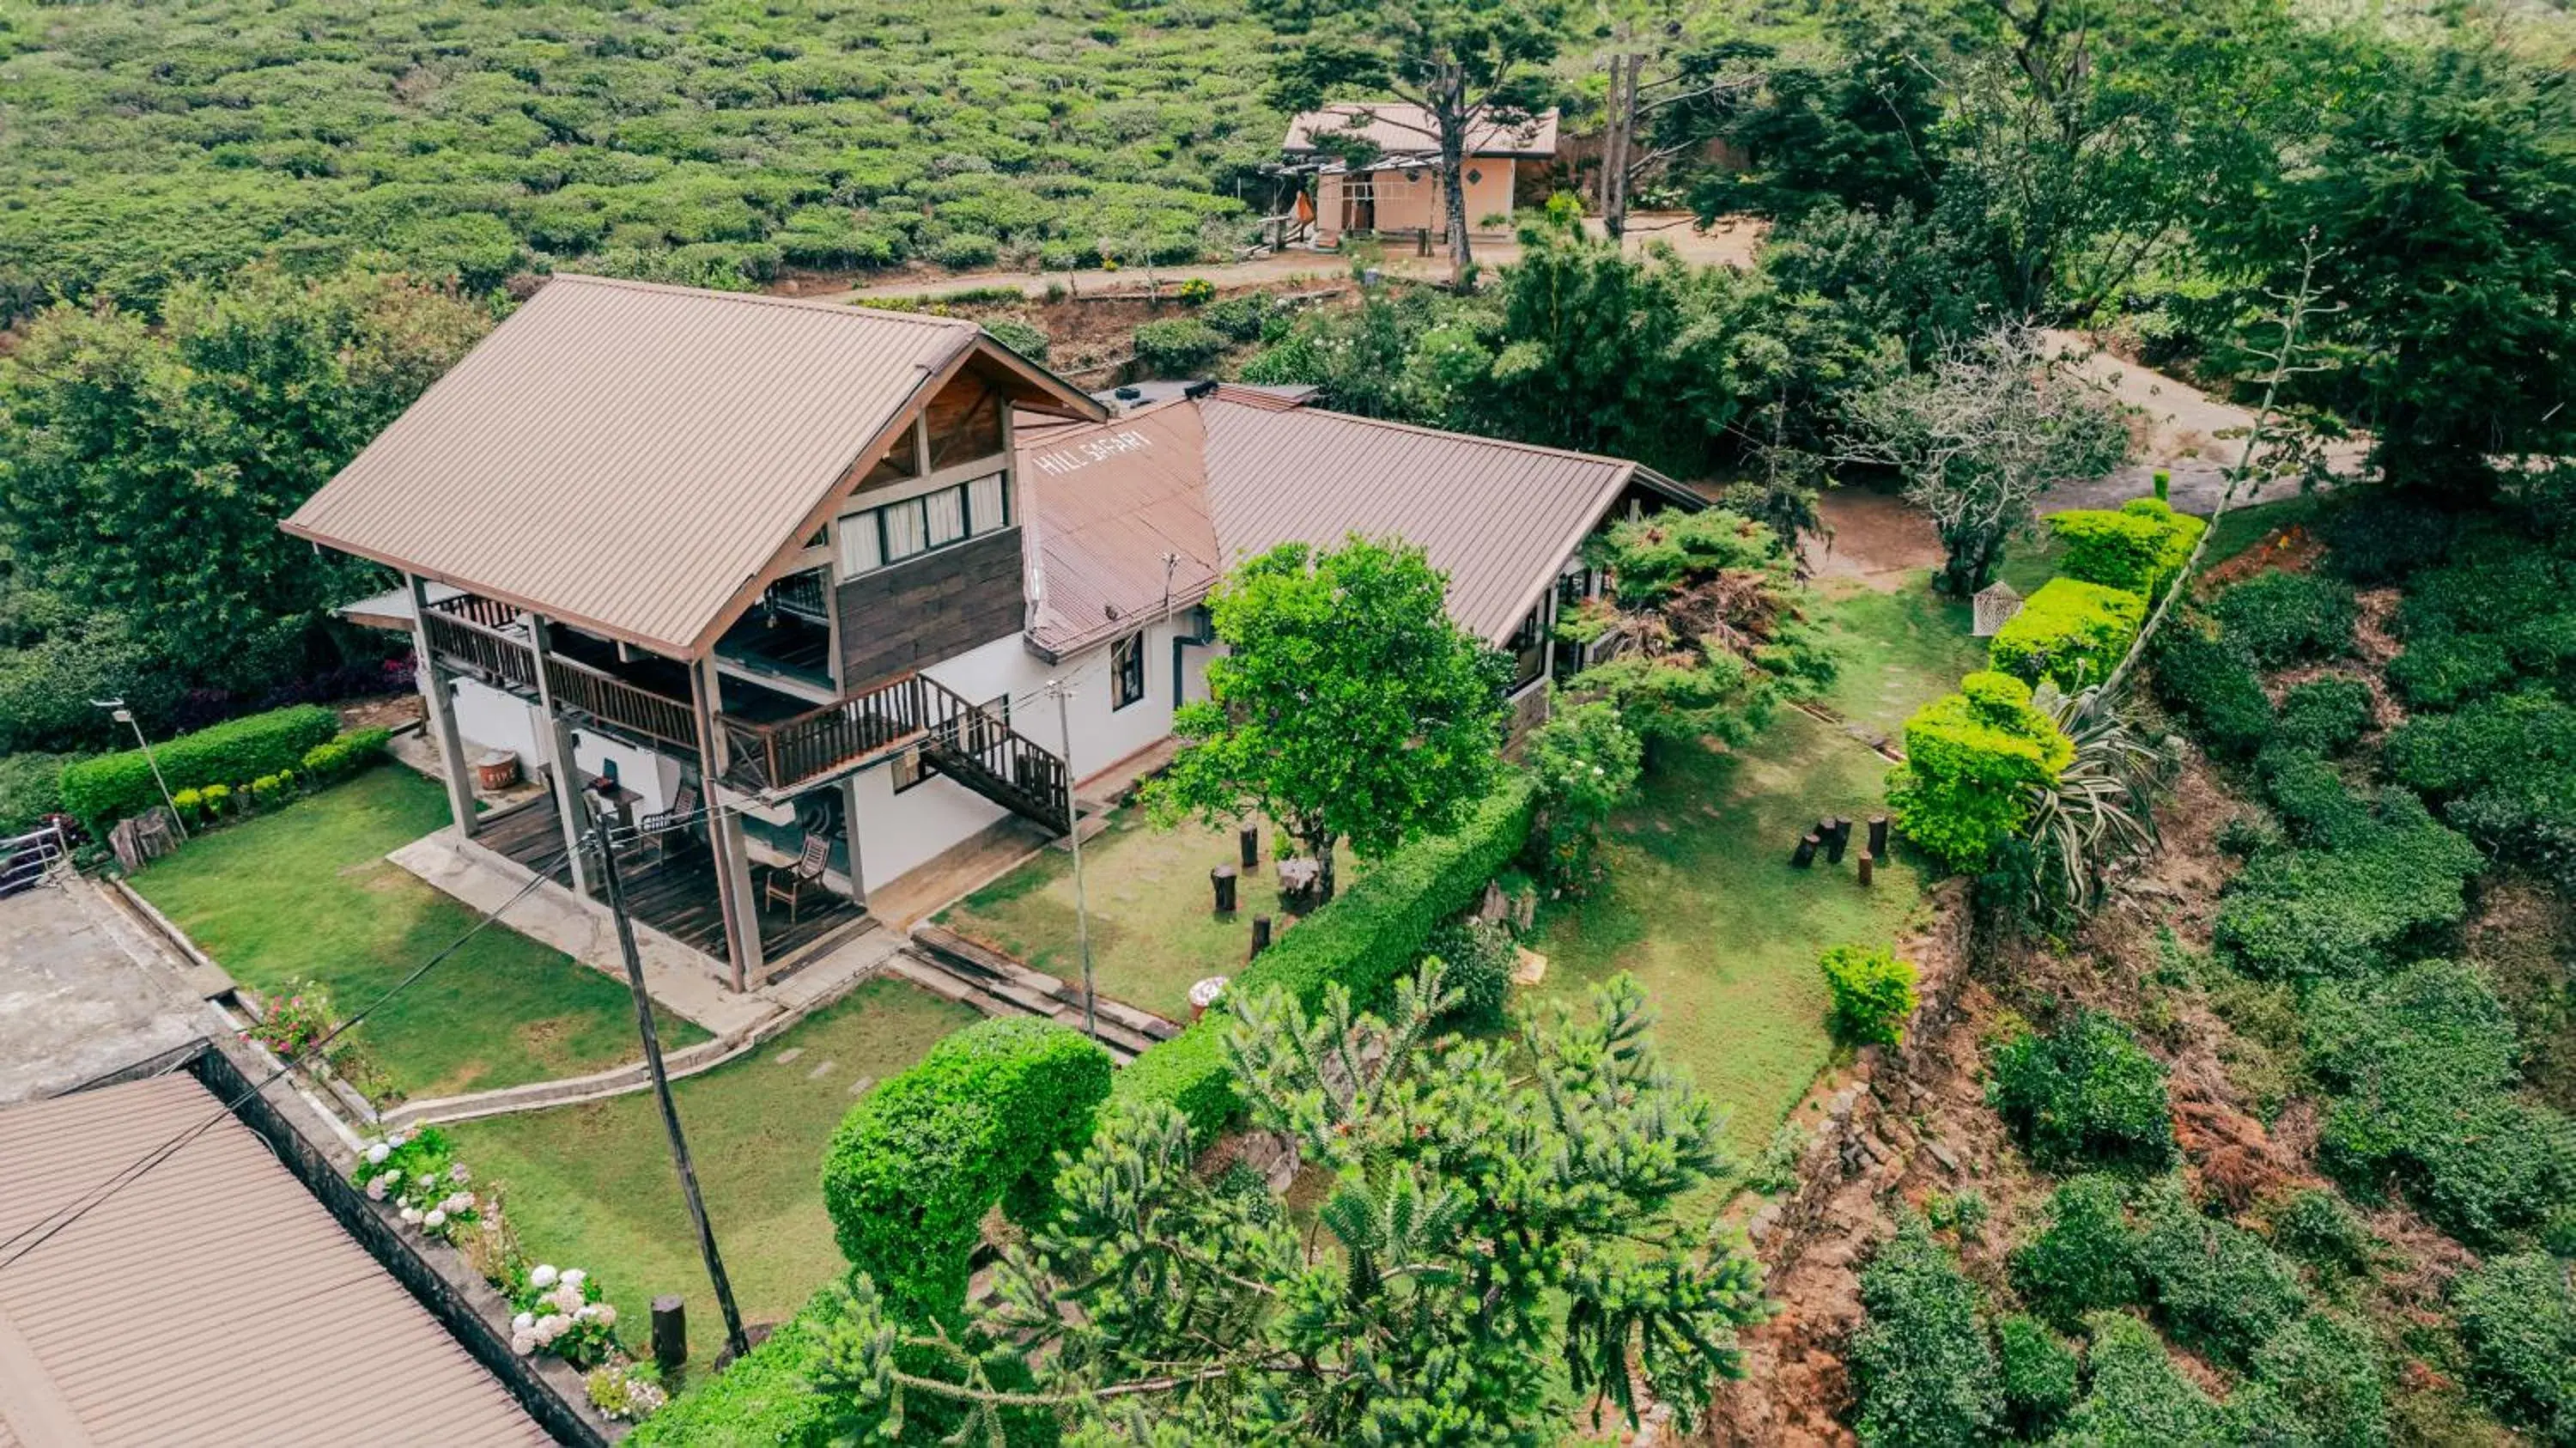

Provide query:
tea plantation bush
left=1987, top=1011, right=2176, bottom=1173
left=1131, top=318, right=1229, bottom=375
left=2451, top=1252, right=2576, bottom=1443
left=2149, top=625, right=2273, bottom=759
left=2387, top=689, right=2576, bottom=863
left=2274, top=676, right=2372, bottom=756
left=2013, top=1174, right=2142, bottom=1325
left=2056, top=1311, right=2225, bottom=1442
left=1849, top=1215, right=1999, bottom=1447
left=2211, top=795, right=2482, bottom=983
left=2210, top=570, right=2357, bottom=667
left=2128, top=1179, right=2309, bottom=1366
left=1994, top=1313, right=2080, bottom=1438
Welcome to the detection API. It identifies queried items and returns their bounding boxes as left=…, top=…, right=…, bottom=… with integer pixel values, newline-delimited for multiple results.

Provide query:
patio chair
left=763, top=833, right=831, bottom=925
left=633, top=782, right=701, bottom=868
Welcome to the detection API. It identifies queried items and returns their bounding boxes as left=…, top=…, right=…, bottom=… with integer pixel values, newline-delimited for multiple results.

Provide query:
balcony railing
left=421, top=596, right=698, bottom=753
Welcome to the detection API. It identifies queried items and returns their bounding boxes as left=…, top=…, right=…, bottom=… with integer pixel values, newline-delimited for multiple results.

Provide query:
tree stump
left=1856, top=852, right=1874, bottom=887
left=1868, top=815, right=1890, bottom=858
left=1792, top=832, right=1820, bottom=868
left=1212, top=863, right=1239, bottom=914
left=1825, top=818, right=1850, bottom=865
left=1238, top=825, right=1260, bottom=870
left=652, top=1296, right=688, bottom=1377
left=1249, top=916, right=1273, bottom=958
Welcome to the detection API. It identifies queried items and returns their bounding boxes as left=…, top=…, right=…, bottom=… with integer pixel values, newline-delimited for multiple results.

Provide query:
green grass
left=131, top=765, right=704, bottom=1099
left=1811, top=580, right=1992, bottom=740
left=447, top=976, right=979, bottom=1354
left=937, top=812, right=1286, bottom=1021
left=2205, top=492, right=2332, bottom=567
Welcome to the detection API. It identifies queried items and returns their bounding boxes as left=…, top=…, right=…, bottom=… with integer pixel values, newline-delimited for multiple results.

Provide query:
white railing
left=0, top=821, right=71, bottom=897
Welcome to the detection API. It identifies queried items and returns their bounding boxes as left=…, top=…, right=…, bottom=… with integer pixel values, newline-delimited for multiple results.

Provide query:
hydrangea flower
left=423, top=1209, right=447, bottom=1229
left=511, top=1330, right=537, bottom=1357
left=364, top=1142, right=390, bottom=1165
left=399, top=1206, right=422, bottom=1225
left=449, top=1163, right=471, bottom=1184
left=513, top=1312, right=535, bottom=1332
left=592, top=1303, right=617, bottom=1329
left=366, top=1178, right=387, bottom=1202
left=561, top=1269, right=586, bottom=1289
left=530, top=1264, right=559, bottom=1289
left=552, top=1283, right=585, bottom=1314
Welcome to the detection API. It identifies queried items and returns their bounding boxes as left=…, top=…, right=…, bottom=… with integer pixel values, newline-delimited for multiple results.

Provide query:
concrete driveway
left=0, top=879, right=219, bottom=1104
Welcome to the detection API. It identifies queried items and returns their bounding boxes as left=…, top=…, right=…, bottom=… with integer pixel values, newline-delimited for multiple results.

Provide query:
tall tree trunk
left=1602, top=54, right=1635, bottom=241
left=1437, top=70, right=1474, bottom=289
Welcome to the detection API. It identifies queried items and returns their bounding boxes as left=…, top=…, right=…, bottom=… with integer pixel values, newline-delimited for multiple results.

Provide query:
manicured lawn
left=937, top=811, right=1286, bottom=1020
left=1811, top=580, right=1991, bottom=740
left=446, top=976, right=979, bottom=1353
left=131, top=765, right=704, bottom=1100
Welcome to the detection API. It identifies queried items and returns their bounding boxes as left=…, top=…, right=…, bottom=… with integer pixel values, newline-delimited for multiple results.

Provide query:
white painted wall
left=445, top=676, right=677, bottom=813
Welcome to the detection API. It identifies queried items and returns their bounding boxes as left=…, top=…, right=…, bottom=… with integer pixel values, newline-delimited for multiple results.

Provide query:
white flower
left=553, top=1283, right=585, bottom=1314
left=365, top=1178, right=386, bottom=1202
left=423, top=1209, right=447, bottom=1229
left=530, top=1264, right=559, bottom=1289
left=511, top=1330, right=537, bottom=1357
left=417, top=1172, right=437, bottom=1188
left=534, top=1313, right=570, bottom=1345
left=576, top=1303, right=598, bottom=1322
left=449, top=1163, right=471, bottom=1184
left=560, top=1268, right=586, bottom=1289
left=386, top=1130, right=408, bottom=1148
left=513, top=1311, right=535, bottom=1332
left=399, top=1206, right=422, bottom=1225
left=364, top=1142, right=390, bottom=1165
left=591, top=1303, right=617, bottom=1329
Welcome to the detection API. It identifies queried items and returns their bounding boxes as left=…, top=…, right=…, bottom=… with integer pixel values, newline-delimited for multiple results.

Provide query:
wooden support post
left=1825, top=818, right=1850, bottom=866
left=406, top=575, right=479, bottom=837
left=525, top=613, right=591, bottom=897
left=1791, top=832, right=1820, bottom=869
left=1238, top=825, right=1259, bottom=870
left=1856, top=852, right=1874, bottom=887
left=1212, top=863, right=1238, bottom=914
left=688, top=656, right=762, bottom=991
left=1868, top=815, right=1890, bottom=859
left=652, top=1295, right=688, bottom=1378
left=1249, top=915, right=1273, bottom=958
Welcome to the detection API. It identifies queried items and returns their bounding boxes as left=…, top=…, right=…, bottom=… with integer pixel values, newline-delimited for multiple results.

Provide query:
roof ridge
left=1199, top=393, right=1635, bottom=471
left=546, top=273, right=981, bottom=332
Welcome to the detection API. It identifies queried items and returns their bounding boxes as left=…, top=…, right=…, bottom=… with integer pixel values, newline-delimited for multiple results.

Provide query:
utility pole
left=1047, top=680, right=1097, bottom=1039
left=588, top=783, right=749, bottom=1362
left=91, top=697, right=184, bottom=841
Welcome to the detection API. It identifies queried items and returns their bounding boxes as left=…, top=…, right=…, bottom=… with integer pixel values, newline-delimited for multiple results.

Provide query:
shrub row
left=1886, top=672, right=2074, bottom=874
left=58, top=703, right=340, bottom=828
left=1988, top=577, right=2144, bottom=692
left=823, top=1017, right=1113, bottom=1327
left=1109, top=774, right=1536, bottom=1140
left=2048, top=497, right=2205, bottom=602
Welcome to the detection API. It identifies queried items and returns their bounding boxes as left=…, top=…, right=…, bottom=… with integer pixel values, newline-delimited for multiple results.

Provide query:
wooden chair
left=763, top=833, right=831, bottom=924
left=634, top=783, right=700, bottom=868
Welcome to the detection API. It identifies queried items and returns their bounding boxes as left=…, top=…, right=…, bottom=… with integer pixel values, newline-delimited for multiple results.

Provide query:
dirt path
left=780, top=212, right=1767, bottom=305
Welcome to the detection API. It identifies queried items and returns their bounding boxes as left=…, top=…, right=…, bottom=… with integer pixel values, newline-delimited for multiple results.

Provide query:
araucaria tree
left=801, top=963, right=1772, bottom=1441
left=1260, top=0, right=1568, bottom=288
left=1839, top=323, right=2130, bottom=595
left=1561, top=508, right=1832, bottom=757
left=1148, top=537, right=1505, bottom=903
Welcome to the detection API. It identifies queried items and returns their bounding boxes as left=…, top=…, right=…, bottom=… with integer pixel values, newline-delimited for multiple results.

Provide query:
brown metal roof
left=1283, top=104, right=1559, bottom=160
left=0, top=1075, right=553, bottom=1448
left=1023, top=396, right=1636, bottom=653
left=284, top=274, right=1098, bottom=657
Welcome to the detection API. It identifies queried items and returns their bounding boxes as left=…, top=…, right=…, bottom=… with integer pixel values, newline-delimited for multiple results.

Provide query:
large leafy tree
left=801, top=964, right=1772, bottom=1442
left=0, top=265, right=490, bottom=687
left=1261, top=0, right=1569, bottom=287
left=1148, top=537, right=1506, bottom=903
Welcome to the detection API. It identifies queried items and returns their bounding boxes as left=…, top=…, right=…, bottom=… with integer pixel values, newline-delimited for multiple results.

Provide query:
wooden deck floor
left=477, top=798, right=862, bottom=964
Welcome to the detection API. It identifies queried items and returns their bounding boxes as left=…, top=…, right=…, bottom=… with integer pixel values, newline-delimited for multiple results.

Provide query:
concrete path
left=0, top=878, right=225, bottom=1104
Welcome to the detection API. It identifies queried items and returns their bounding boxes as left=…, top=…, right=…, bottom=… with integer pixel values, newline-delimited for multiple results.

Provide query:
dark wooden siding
left=835, top=527, right=1024, bottom=689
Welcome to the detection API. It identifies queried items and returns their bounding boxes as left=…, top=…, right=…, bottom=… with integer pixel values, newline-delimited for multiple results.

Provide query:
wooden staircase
left=724, top=672, right=1072, bottom=836
left=896, top=925, right=1183, bottom=1062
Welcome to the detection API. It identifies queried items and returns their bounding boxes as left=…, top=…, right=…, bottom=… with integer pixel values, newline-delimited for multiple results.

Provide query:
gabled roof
left=0, top=1074, right=551, bottom=1445
left=1024, top=394, right=1646, bottom=657
left=1282, top=104, right=1559, bottom=161
left=284, top=274, right=1101, bottom=657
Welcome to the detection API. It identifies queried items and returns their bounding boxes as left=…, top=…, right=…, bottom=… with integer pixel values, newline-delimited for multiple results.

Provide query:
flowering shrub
left=1524, top=700, right=1642, bottom=897
left=353, top=1126, right=484, bottom=1245
left=247, top=980, right=336, bottom=1060
left=201, top=782, right=232, bottom=818
left=586, top=1360, right=668, bottom=1421
left=509, top=1263, right=619, bottom=1369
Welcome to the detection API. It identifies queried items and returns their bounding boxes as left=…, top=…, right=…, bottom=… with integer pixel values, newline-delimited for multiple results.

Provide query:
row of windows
left=839, top=473, right=1009, bottom=579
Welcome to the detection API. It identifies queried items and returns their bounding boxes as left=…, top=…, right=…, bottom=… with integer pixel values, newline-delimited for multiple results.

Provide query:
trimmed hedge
left=1109, top=774, right=1536, bottom=1140
left=2049, top=497, right=2205, bottom=601
left=58, top=703, right=338, bottom=827
left=1886, top=672, right=2074, bottom=874
left=822, top=1018, right=1112, bottom=1326
left=1989, top=577, right=2146, bottom=691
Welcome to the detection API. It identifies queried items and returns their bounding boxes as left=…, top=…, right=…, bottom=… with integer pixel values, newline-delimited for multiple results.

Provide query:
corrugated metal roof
left=1024, top=396, right=1633, bottom=652
left=284, top=274, right=1093, bottom=657
left=1283, top=104, right=1559, bottom=160
left=0, top=1075, right=553, bottom=1448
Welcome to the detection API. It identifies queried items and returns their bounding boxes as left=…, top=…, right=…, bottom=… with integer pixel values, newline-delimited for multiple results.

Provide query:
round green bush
left=2150, top=625, right=2273, bottom=758
left=1988, top=577, right=2147, bottom=691
left=1995, top=1312, right=2080, bottom=1438
left=930, top=232, right=999, bottom=270
left=2211, top=570, right=2358, bottom=667
left=2012, top=1174, right=2141, bottom=1325
left=2273, top=676, right=2372, bottom=756
left=1131, top=317, right=1227, bottom=376
left=1849, top=1214, right=2000, bottom=1447
left=1888, top=672, right=2075, bottom=874
left=1986, top=1010, right=2176, bottom=1173
left=1421, top=918, right=1515, bottom=1028
left=1820, top=943, right=1919, bottom=1049
left=2451, top=1252, right=2576, bottom=1444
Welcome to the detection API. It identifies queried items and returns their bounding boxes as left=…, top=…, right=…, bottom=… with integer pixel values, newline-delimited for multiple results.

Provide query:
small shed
left=1972, top=581, right=2025, bottom=637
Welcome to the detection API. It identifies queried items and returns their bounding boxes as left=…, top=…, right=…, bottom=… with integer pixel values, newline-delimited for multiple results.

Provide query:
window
left=837, top=474, right=1014, bottom=581
left=1111, top=632, right=1147, bottom=710
left=1505, top=605, right=1546, bottom=692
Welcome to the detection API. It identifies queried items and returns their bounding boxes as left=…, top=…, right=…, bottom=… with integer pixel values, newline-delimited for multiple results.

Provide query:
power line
left=0, top=843, right=572, bottom=1274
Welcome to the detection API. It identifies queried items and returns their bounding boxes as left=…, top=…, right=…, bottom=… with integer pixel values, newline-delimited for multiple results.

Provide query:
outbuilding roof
left=1024, top=393, right=1656, bottom=657
left=283, top=274, right=1100, bottom=657
left=0, top=1074, right=552, bottom=1446
left=1282, top=104, right=1559, bottom=161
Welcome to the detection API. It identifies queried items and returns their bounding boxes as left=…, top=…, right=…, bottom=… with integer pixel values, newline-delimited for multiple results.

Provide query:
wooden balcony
left=419, top=595, right=699, bottom=755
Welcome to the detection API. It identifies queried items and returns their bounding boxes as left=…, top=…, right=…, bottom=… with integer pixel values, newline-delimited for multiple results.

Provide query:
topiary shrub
left=2150, top=624, right=2273, bottom=758
left=1887, top=672, right=2075, bottom=874
left=823, top=1018, right=1113, bottom=1326
left=1989, top=577, right=2147, bottom=691
left=1995, top=1312, right=2081, bottom=1439
left=2013, top=1173, right=2142, bottom=1326
left=2048, top=497, right=2206, bottom=601
left=2210, top=570, right=2357, bottom=667
left=623, top=1284, right=842, bottom=1447
left=1987, top=1010, right=2176, bottom=1173
left=1820, top=943, right=1919, bottom=1049
left=2451, top=1252, right=2576, bottom=1444
left=1131, top=318, right=1227, bottom=376
left=1849, top=1214, right=2000, bottom=1448
left=58, top=703, right=338, bottom=828
left=2274, top=677, right=2372, bottom=756
left=1421, top=918, right=1515, bottom=1029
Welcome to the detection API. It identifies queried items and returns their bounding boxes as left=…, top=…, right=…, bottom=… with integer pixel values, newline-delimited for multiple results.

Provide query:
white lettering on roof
left=1032, top=429, right=1153, bottom=476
